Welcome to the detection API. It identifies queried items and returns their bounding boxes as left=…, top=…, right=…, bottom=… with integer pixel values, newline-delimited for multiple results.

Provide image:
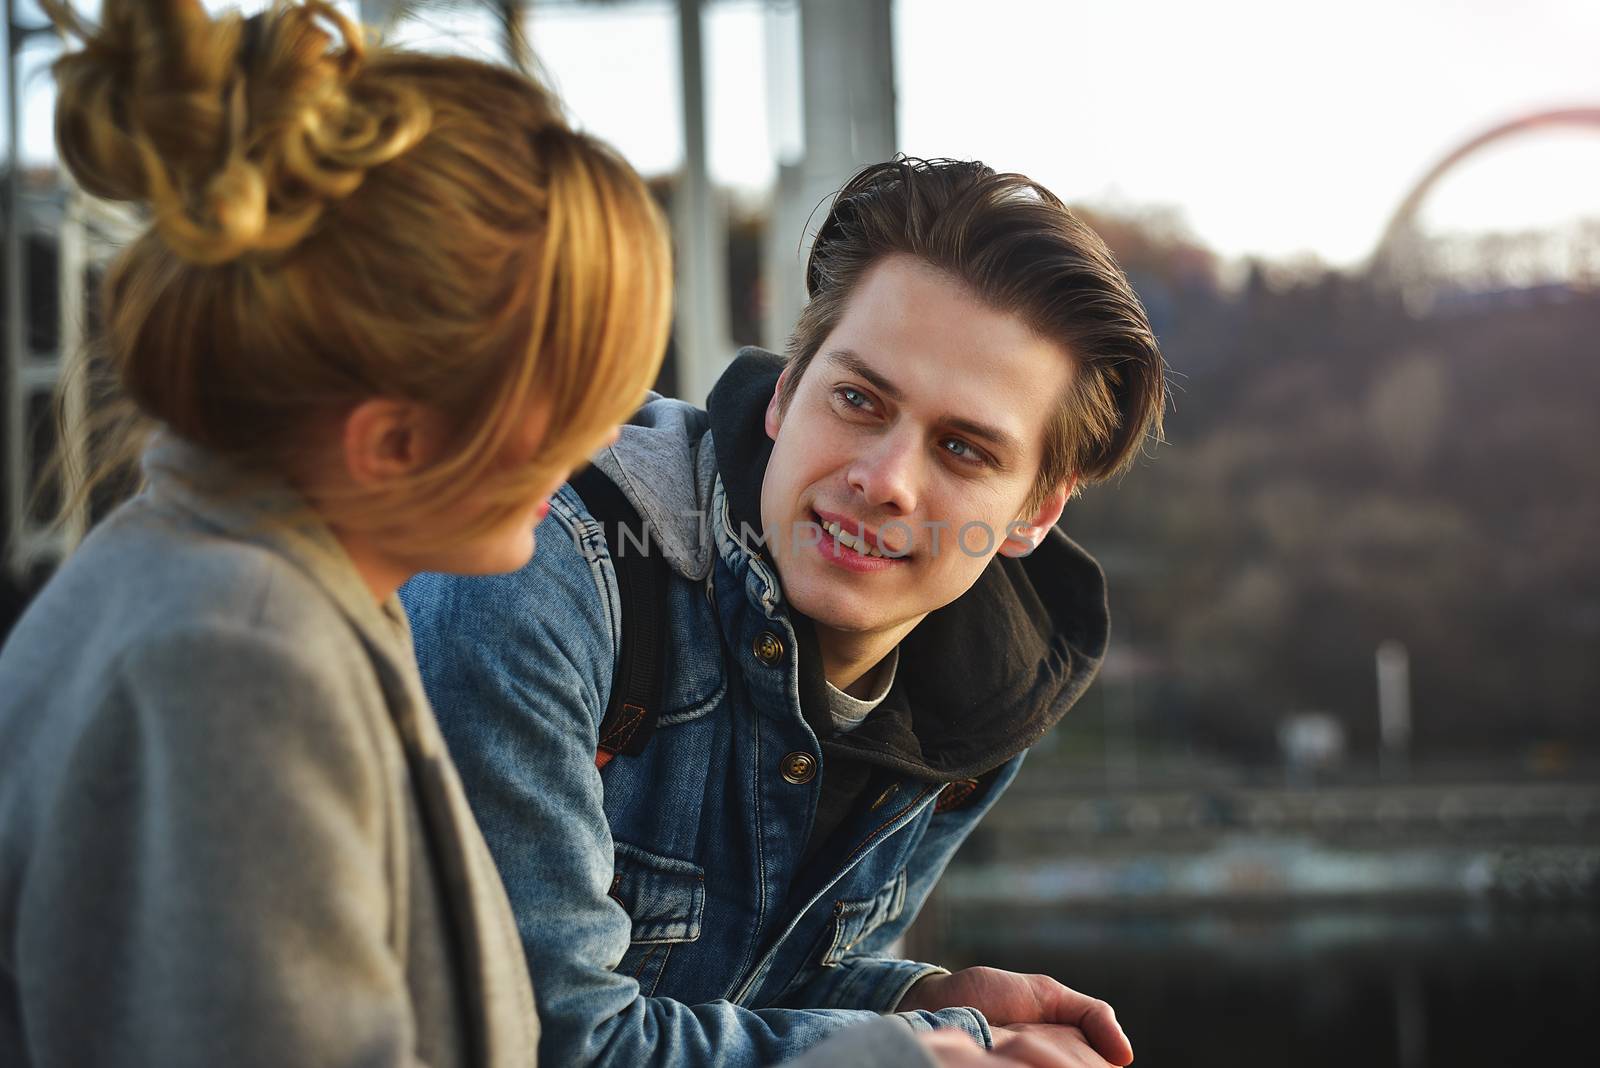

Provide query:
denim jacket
left=403, top=350, right=1110, bottom=1068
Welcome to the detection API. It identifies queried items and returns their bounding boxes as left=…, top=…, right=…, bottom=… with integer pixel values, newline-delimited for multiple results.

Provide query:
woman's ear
left=999, top=476, right=1077, bottom=558
left=340, top=399, right=443, bottom=489
left=764, top=367, right=793, bottom=442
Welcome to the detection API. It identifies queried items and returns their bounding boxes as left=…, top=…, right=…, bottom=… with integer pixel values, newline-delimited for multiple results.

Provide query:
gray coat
left=0, top=436, right=539, bottom=1068
left=779, top=1019, right=939, bottom=1068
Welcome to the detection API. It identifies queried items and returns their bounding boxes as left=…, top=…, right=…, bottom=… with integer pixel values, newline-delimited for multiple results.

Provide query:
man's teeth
left=822, top=519, right=886, bottom=558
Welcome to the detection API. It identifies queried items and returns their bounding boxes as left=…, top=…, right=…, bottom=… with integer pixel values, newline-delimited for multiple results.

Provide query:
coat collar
left=140, top=431, right=412, bottom=662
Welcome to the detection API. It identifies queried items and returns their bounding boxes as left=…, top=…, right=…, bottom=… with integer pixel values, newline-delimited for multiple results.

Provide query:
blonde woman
left=0, top=2, right=669, bottom=1065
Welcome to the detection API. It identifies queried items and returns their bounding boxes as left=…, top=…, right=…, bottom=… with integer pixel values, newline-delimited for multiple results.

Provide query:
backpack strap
left=569, top=466, right=670, bottom=770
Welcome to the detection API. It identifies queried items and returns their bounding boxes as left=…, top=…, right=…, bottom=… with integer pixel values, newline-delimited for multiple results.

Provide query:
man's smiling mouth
left=810, top=508, right=911, bottom=561
left=820, top=517, right=885, bottom=557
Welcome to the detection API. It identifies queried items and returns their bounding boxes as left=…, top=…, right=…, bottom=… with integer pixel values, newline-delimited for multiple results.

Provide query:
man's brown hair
left=781, top=157, right=1165, bottom=509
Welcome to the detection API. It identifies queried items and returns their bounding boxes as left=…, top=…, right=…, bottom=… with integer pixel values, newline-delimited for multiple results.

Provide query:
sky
left=11, top=0, right=1600, bottom=269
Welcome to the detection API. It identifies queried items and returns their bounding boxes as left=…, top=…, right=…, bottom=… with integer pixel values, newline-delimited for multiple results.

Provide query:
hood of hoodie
left=591, top=348, right=1109, bottom=781
left=590, top=390, right=720, bottom=582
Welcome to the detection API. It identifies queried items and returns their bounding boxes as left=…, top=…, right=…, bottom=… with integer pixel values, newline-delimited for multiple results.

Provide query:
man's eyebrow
left=823, top=347, right=1024, bottom=461
left=824, top=348, right=903, bottom=401
left=943, top=416, right=1024, bottom=461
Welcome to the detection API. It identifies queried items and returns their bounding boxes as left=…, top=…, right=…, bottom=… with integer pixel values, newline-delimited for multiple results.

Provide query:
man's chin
left=781, top=579, right=888, bottom=636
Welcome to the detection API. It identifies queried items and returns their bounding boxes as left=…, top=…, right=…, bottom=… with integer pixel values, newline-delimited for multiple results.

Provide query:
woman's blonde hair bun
left=48, top=0, right=431, bottom=265
left=47, top=1, right=671, bottom=554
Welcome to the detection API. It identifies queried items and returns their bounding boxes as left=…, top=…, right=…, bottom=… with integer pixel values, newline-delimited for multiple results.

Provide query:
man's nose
left=846, top=431, right=919, bottom=515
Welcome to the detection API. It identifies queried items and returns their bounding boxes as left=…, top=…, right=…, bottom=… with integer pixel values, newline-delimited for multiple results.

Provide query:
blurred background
left=3, top=1, right=1597, bottom=1064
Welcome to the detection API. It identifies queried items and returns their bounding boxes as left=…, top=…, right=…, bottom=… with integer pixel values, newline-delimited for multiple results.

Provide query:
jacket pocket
left=608, top=841, right=705, bottom=995
left=818, top=868, right=908, bottom=968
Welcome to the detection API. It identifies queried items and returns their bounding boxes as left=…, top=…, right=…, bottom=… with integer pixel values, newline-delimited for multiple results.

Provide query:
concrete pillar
left=671, top=0, right=732, bottom=405
left=1377, top=639, right=1413, bottom=779
left=3, top=0, right=50, bottom=576
left=762, top=0, right=896, bottom=355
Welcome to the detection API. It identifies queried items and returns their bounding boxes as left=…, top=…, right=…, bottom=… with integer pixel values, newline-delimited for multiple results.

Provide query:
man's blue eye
left=942, top=438, right=981, bottom=462
left=839, top=387, right=869, bottom=408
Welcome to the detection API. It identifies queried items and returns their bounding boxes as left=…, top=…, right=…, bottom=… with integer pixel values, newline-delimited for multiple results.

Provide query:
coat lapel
left=140, top=434, right=539, bottom=1067
left=360, top=641, right=540, bottom=1068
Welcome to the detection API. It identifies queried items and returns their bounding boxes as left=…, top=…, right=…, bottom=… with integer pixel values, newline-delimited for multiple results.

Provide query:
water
left=924, top=903, right=1600, bottom=1067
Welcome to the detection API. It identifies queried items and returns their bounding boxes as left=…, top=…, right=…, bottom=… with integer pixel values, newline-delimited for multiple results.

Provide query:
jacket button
left=753, top=631, right=785, bottom=665
left=780, top=751, right=817, bottom=785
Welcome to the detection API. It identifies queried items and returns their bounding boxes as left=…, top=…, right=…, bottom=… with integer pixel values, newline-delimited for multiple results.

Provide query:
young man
left=403, top=158, right=1166, bottom=1067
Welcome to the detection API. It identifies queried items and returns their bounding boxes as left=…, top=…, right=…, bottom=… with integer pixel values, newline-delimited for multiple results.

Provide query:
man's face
left=759, top=253, right=1075, bottom=644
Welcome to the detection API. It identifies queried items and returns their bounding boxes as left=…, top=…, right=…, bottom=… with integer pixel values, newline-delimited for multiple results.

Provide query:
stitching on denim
left=823, top=869, right=908, bottom=965
left=630, top=942, right=662, bottom=979
left=598, top=703, right=647, bottom=751
left=655, top=678, right=727, bottom=727
left=935, top=778, right=980, bottom=813
left=555, top=486, right=622, bottom=699
left=840, top=787, right=940, bottom=869
left=711, top=483, right=783, bottom=617
left=612, top=839, right=706, bottom=878
left=726, top=683, right=768, bottom=1002
left=819, top=911, right=851, bottom=968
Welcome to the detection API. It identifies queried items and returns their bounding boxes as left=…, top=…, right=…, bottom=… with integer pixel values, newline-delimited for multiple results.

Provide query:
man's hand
left=897, top=968, right=1133, bottom=1065
left=919, top=1027, right=1098, bottom=1068
left=992, top=1024, right=1123, bottom=1067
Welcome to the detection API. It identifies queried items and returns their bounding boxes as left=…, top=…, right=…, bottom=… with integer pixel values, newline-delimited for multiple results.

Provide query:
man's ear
left=340, top=398, right=443, bottom=489
left=999, top=476, right=1077, bottom=558
left=763, top=367, right=792, bottom=442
